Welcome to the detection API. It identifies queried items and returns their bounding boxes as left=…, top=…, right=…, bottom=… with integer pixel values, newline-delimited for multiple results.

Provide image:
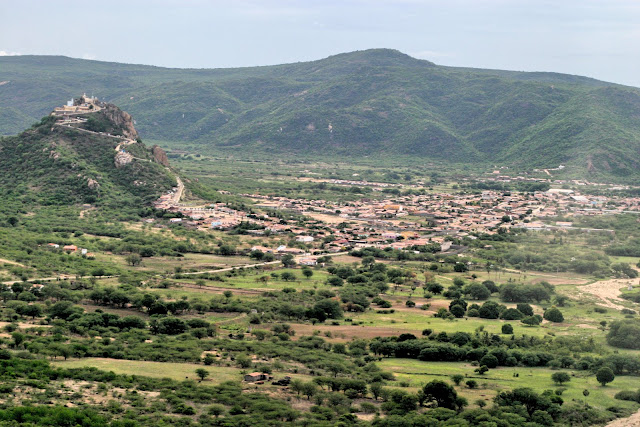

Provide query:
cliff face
left=151, top=145, right=170, bottom=167
left=101, top=104, right=139, bottom=140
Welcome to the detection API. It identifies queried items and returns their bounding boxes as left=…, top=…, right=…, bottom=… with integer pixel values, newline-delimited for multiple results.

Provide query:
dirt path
left=0, top=258, right=26, bottom=268
left=607, top=410, right=640, bottom=427
left=579, top=277, right=638, bottom=310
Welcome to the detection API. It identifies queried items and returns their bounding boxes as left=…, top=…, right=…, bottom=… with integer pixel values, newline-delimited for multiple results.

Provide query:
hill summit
left=0, top=98, right=176, bottom=209
left=2, top=49, right=640, bottom=180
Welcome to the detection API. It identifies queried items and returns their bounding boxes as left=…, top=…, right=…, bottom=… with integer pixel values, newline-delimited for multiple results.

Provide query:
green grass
left=379, top=359, right=640, bottom=411
left=52, top=357, right=313, bottom=384
left=53, top=358, right=244, bottom=382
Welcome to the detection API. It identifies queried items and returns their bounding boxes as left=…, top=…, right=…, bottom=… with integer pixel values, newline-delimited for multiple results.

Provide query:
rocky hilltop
left=101, top=104, right=139, bottom=140
left=0, top=101, right=176, bottom=209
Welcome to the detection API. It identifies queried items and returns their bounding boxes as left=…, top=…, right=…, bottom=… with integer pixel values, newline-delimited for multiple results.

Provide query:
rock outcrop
left=101, top=104, right=139, bottom=140
left=151, top=145, right=170, bottom=167
left=114, top=151, right=134, bottom=168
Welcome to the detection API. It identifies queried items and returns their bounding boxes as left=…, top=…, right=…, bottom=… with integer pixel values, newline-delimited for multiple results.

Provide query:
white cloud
left=0, top=50, right=21, bottom=56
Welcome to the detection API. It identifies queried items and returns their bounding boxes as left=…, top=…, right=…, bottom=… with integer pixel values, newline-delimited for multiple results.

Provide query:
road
left=171, top=174, right=184, bottom=205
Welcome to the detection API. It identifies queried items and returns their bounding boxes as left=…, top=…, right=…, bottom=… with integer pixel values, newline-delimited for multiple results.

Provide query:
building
left=244, top=372, right=272, bottom=382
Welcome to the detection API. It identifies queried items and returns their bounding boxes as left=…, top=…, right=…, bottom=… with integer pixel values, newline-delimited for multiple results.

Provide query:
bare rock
left=102, top=104, right=139, bottom=140
left=151, top=145, right=170, bottom=167
left=87, top=178, right=100, bottom=190
left=114, top=151, right=134, bottom=168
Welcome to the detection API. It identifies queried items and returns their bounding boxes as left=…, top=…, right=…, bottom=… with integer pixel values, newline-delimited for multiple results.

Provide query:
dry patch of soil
left=579, top=277, right=639, bottom=310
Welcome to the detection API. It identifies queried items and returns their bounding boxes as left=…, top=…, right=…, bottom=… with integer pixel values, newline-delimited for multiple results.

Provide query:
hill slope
left=0, top=106, right=176, bottom=210
left=2, top=49, right=640, bottom=179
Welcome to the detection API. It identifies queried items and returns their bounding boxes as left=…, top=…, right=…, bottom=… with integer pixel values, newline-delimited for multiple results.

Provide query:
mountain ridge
left=2, top=49, right=640, bottom=180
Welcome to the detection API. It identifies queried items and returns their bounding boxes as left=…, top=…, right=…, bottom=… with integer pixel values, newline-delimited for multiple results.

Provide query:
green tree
left=544, top=307, right=564, bottom=323
left=421, top=380, right=458, bottom=409
left=522, top=315, right=541, bottom=326
left=551, top=372, right=570, bottom=385
left=195, top=368, right=209, bottom=381
left=596, top=367, right=615, bottom=386
left=302, top=268, right=313, bottom=279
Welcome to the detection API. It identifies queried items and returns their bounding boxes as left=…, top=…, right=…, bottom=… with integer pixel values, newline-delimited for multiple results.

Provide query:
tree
left=606, top=319, right=640, bottom=349
left=517, top=303, right=534, bottom=316
left=522, top=315, right=541, bottom=326
left=501, top=308, right=524, bottom=320
left=502, top=323, right=514, bottom=334
left=370, top=382, right=383, bottom=400
left=302, top=268, right=313, bottom=279
left=125, top=253, right=142, bottom=266
left=480, top=354, right=499, bottom=369
left=281, top=272, right=296, bottom=282
left=422, top=380, right=458, bottom=409
left=426, top=281, right=444, bottom=295
left=551, top=372, right=570, bottom=385
left=451, top=374, right=464, bottom=386
left=478, top=301, right=501, bottom=319
left=208, top=404, right=225, bottom=418
left=544, top=307, right=564, bottom=323
left=282, top=254, right=296, bottom=267
left=596, top=367, right=615, bottom=386
left=218, top=244, right=236, bottom=256
left=450, top=304, right=465, bottom=318
left=195, top=368, right=209, bottom=381
left=300, top=382, right=318, bottom=400
left=463, top=283, right=491, bottom=300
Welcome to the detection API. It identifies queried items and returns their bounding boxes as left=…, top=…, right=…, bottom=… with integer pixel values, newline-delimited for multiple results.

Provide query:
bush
left=502, top=324, right=514, bottom=334
left=501, top=308, right=524, bottom=320
left=516, top=303, right=534, bottom=316
left=614, top=390, right=640, bottom=402
left=607, top=319, right=640, bottom=349
left=544, top=307, right=564, bottom=323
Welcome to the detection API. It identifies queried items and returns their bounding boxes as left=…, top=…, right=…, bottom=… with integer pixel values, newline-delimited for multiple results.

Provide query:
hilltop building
left=53, top=93, right=102, bottom=116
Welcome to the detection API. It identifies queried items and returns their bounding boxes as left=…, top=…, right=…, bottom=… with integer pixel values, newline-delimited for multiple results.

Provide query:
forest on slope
left=2, top=49, right=640, bottom=180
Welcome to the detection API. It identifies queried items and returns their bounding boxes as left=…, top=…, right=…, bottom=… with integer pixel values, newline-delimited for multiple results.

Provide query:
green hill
left=0, top=108, right=176, bottom=210
left=2, top=49, right=640, bottom=180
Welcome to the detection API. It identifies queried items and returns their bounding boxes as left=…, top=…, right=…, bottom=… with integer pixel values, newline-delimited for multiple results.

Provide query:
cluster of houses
left=149, top=172, right=639, bottom=257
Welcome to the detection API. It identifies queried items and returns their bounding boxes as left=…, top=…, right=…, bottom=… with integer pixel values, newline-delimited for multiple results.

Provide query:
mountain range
left=1, top=49, right=640, bottom=180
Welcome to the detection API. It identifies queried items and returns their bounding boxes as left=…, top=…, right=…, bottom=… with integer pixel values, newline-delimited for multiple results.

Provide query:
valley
left=0, top=87, right=639, bottom=426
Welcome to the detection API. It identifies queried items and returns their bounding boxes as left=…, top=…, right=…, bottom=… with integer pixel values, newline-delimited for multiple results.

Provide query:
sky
left=2, top=0, right=640, bottom=87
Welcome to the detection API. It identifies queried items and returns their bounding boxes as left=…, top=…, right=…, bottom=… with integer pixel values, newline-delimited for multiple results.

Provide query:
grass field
left=53, top=358, right=244, bottom=382
left=53, top=357, right=313, bottom=385
left=378, top=359, right=640, bottom=412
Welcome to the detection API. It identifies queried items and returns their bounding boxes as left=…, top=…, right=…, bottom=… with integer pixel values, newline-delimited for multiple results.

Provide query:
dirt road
left=607, top=410, right=640, bottom=427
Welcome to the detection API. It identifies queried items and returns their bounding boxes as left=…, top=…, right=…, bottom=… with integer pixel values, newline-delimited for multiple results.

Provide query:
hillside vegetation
left=2, top=49, right=640, bottom=180
left=0, top=112, right=175, bottom=210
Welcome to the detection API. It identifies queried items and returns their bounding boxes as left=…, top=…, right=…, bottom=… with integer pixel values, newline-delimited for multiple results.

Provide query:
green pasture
left=379, top=359, right=640, bottom=412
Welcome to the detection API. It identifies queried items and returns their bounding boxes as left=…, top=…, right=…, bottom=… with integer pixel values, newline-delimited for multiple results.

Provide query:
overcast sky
left=2, top=0, right=639, bottom=87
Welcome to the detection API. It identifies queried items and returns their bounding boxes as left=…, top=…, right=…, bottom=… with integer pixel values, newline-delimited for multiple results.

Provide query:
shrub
left=607, top=319, right=640, bottom=349
left=543, top=307, right=564, bottom=323
left=501, top=308, right=524, bottom=320
left=614, top=390, right=640, bottom=403
left=502, top=324, right=514, bottom=334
